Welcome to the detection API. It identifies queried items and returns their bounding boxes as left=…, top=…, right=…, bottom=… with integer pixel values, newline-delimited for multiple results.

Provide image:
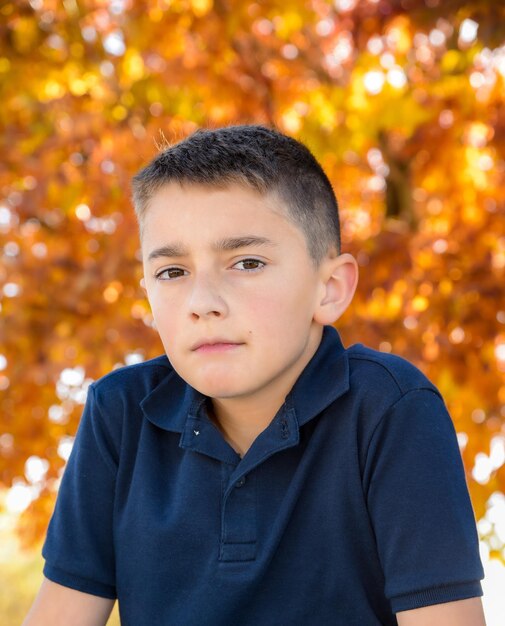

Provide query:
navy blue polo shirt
left=42, top=325, right=484, bottom=625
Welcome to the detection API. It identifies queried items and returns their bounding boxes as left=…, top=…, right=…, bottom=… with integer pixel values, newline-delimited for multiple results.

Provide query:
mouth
left=193, top=342, right=244, bottom=353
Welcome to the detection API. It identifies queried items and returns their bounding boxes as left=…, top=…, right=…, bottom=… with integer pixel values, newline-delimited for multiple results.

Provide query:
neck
left=207, top=324, right=324, bottom=457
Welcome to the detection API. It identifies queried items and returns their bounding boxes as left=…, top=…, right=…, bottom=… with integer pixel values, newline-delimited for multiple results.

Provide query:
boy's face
left=141, top=181, right=332, bottom=404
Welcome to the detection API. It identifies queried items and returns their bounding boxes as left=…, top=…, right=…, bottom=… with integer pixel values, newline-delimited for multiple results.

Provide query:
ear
left=313, top=253, right=359, bottom=326
left=140, top=277, right=158, bottom=330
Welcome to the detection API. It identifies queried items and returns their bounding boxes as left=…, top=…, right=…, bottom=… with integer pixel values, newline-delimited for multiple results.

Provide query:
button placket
left=219, top=471, right=256, bottom=562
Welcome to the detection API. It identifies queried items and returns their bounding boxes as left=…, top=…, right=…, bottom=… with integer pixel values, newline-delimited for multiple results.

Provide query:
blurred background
left=0, top=0, right=504, bottom=623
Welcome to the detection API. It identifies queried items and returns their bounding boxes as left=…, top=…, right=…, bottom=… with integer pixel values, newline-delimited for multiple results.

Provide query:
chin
left=195, top=382, right=241, bottom=398
left=191, top=377, right=252, bottom=399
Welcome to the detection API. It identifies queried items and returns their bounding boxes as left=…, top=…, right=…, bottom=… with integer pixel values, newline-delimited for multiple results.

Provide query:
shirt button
left=279, top=418, right=290, bottom=439
left=235, top=476, right=246, bottom=488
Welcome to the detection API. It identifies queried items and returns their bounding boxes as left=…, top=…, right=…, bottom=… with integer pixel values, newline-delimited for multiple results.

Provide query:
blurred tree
left=0, top=0, right=504, bottom=561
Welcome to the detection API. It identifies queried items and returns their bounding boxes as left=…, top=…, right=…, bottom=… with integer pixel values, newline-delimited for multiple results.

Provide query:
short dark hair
left=131, top=124, right=341, bottom=267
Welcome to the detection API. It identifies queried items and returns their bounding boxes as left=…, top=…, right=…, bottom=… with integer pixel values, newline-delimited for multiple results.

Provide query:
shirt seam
left=87, top=383, right=118, bottom=479
left=86, top=383, right=119, bottom=577
left=44, top=560, right=116, bottom=591
left=363, top=386, right=443, bottom=469
left=360, top=386, right=445, bottom=514
left=390, top=578, right=482, bottom=600
left=389, top=579, right=483, bottom=613
left=348, top=353, right=406, bottom=395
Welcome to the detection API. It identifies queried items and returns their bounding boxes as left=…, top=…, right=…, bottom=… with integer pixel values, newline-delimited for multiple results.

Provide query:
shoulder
left=77, top=356, right=174, bottom=461
left=342, top=342, right=444, bottom=436
left=346, top=342, right=441, bottom=399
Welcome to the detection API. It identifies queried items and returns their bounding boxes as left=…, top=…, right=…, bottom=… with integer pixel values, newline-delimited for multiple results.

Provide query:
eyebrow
left=147, top=235, right=279, bottom=262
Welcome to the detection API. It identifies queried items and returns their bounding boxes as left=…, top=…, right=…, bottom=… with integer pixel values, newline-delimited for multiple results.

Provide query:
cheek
left=146, top=292, right=178, bottom=334
left=244, top=287, right=304, bottom=335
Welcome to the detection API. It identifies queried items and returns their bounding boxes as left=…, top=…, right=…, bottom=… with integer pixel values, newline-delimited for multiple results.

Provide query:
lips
left=191, top=338, right=242, bottom=351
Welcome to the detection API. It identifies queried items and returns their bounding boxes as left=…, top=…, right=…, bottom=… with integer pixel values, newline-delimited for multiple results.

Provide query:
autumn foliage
left=0, top=0, right=504, bottom=561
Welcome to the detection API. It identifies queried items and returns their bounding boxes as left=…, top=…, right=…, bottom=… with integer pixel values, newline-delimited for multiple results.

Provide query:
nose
left=188, top=274, right=229, bottom=319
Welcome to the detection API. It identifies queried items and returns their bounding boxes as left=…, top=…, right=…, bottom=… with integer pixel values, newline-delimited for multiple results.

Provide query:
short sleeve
left=42, top=383, right=117, bottom=598
left=362, top=387, right=484, bottom=614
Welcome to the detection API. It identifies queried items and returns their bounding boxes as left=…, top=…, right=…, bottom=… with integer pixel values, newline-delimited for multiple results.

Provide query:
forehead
left=145, top=181, right=289, bottom=219
left=142, top=182, right=303, bottom=247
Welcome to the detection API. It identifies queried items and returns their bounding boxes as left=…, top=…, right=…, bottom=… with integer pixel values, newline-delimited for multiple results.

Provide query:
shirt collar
left=140, top=324, right=349, bottom=436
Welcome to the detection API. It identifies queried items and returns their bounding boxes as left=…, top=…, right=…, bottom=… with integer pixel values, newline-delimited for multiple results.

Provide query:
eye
left=154, top=258, right=266, bottom=281
left=155, top=267, right=187, bottom=281
left=233, top=258, right=266, bottom=272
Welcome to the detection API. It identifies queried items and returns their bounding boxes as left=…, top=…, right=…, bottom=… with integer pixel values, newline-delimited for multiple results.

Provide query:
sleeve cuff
left=43, top=562, right=117, bottom=600
left=390, top=580, right=483, bottom=613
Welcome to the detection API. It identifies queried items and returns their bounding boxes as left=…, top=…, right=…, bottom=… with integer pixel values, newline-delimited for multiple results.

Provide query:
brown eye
left=156, top=267, right=186, bottom=280
left=234, top=259, right=266, bottom=271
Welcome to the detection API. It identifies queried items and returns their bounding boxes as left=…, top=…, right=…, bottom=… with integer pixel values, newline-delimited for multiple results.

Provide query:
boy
left=25, top=125, right=486, bottom=625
